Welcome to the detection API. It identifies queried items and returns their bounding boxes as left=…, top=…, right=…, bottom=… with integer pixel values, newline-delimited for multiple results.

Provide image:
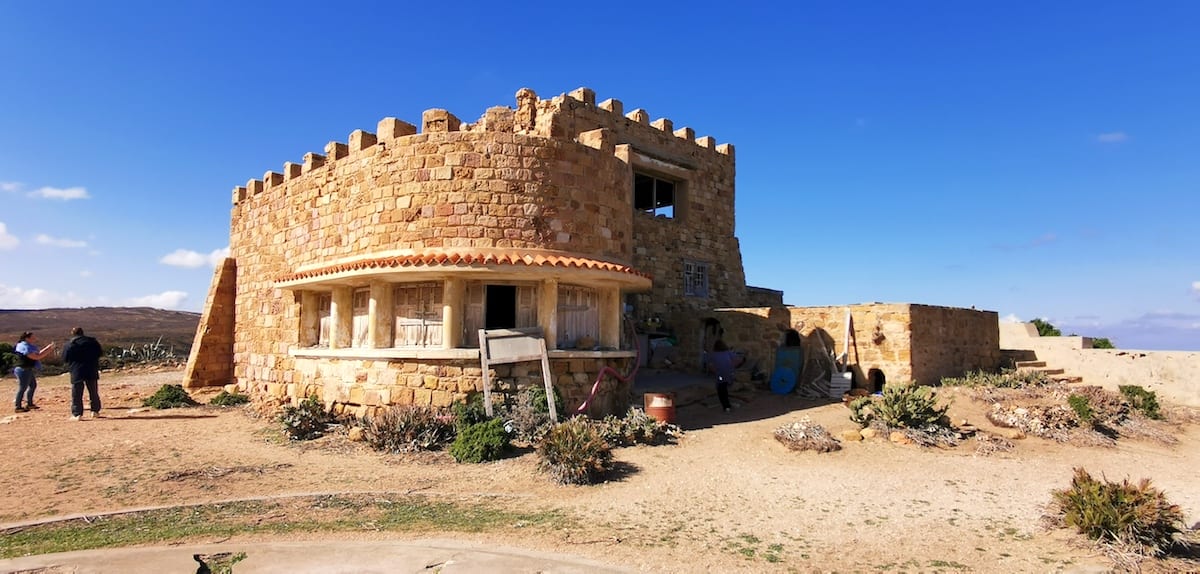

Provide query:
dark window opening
left=869, top=369, right=886, bottom=394
left=634, top=173, right=676, bottom=218
left=485, top=285, right=517, bottom=330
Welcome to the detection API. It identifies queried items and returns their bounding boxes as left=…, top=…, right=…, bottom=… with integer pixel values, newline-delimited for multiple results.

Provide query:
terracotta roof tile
left=277, top=250, right=652, bottom=283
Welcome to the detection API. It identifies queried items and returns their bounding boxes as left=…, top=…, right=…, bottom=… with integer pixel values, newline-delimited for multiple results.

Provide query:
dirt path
left=2, top=369, right=1197, bottom=572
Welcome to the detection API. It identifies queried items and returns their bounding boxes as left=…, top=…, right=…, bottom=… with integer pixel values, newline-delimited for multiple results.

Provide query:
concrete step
left=1057, top=376, right=1085, bottom=384
left=1014, top=360, right=1047, bottom=368
left=1001, top=349, right=1038, bottom=362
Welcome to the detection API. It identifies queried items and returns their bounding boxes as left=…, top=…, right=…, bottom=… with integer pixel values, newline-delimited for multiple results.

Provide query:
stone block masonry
left=186, top=87, right=750, bottom=416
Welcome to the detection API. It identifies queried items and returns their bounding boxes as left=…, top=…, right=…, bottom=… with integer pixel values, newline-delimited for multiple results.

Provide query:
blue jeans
left=72, top=378, right=101, bottom=417
left=14, top=367, right=36, bottom=408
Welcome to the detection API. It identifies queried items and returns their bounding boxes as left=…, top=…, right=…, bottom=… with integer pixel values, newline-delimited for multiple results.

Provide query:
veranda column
left=330, top=287, right=353, bottom=349
left=538, top=278, right=558, bottom=349
left=600, top=286, right=621, bottom=349
left=442, top=278, right=465, bottom=349
left=369, top=282, right=393, bottom=348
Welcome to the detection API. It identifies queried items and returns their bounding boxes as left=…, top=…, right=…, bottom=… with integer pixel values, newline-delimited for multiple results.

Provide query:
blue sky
left=1, top=2, right=1197, bottom=350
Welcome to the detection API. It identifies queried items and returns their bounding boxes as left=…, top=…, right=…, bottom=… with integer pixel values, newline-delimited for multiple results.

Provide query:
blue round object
left=769, top=368, right=797, bottom=394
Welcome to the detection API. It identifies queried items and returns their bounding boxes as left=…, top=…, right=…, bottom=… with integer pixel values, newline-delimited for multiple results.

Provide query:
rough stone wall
left=509, top=90, right=747, bottom=372
left=909, top=304, right=1001, bottom=384
left=744, top=287, right=785, bottom=308
left=784, top=304, right=916, bottom=386
left=528, top=93, right=746, bottom=313
left=228, top=129, right=633, bottom=396
left=219, top=89, right=736, bottom=416
left=182, top=258, right=236, bottom=388
left=254, top=356, right=635, bottom=417
left=704, top=303, right=999, bottom=391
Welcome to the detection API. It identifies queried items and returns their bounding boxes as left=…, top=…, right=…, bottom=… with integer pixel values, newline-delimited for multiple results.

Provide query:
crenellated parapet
left=231, top=86, right=733, bottom=207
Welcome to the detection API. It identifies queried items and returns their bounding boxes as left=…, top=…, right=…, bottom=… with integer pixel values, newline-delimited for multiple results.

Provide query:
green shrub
left=1067, top=394, right=1094, bottom=424
left=1052, top=467, right=1184, bottom=555
left=143, top=384, right=199, bottom=409
left=527, top=384, right=564, bottom=420
left=278, top=395, right=332, bottom=441
left=209, top=391, right=250, bottom=407
left=449, top=418, right=510, bottom=463
left=848, top=384, right=951, bottom=429
left=362, top=405, right=454, bottom=453
left=536, top=417, right=613, bottom=485
left=1091, top=337, right=1115, bottom=349
left=452, top=393, right=491, bottom=431
left=1119, top=385, right=1162, bottom=420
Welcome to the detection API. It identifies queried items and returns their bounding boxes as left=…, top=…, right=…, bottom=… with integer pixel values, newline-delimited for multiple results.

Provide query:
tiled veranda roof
left=276, top=250, right=651, bottom=283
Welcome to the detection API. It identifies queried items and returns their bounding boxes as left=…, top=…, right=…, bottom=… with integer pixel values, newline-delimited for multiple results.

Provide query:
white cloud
left=0, top=181, right=21, bottom=192
left=1097, top=131, right=1127, bottom=143
left=30, top=186, right=90, bottom=200
left=999, top=313, right=1023, bottom=323
left=80, top=270, right=93, bottom=278
left=35, top=234, right=88, bottom=248
left=1192, top=281, right=1200, bottom=299
left=126, top=290, right=189, bottom=309
left=0, top=283, right=89, bottom=308
left=0, top=222, right=18, bottom=250
left=160, top=246, right=230, bottom=268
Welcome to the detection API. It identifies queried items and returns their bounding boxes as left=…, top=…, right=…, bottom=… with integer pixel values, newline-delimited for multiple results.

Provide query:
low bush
left=940, top=369, right=1054, bottom=389
left=595, top=407, right=680, bottom=447
left=1119, top=385, right=1162, bottom=420
left=1068, top=394, right=1094, bottom=424
left=209, top=391, right=250, bottom=407
left=536, top=417, right=613, bottom=485
left=774, top=417, right=841, bottom=453
left=143, top=384, right=199, bottom=409
left=1051, top=467, right=1184, bottom=556
left=362, top=405, right=454, bottom=453
left=451, top=393, right=490, bottom=431
left=501, top=387, right=556, bottom=443
left=449, top=418, right=510, bottom=463
left=849, top=384, right=951, bottom=430
left=278, top=395, right=332, bottom=441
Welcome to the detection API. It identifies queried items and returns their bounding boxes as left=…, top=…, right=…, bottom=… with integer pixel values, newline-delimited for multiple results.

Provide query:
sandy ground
left=1, top=368, right=1197, bottom=573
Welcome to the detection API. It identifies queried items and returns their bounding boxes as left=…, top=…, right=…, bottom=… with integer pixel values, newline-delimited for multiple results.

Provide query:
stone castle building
left=184, top=87, right=1000, bottom=416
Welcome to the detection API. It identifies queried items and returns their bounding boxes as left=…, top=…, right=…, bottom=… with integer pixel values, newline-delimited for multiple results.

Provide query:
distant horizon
left=1, top=305, right=1195, bottom=354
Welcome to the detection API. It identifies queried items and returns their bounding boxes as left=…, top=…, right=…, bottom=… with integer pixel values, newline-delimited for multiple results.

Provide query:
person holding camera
left=13, top=331, right=54, bottom=412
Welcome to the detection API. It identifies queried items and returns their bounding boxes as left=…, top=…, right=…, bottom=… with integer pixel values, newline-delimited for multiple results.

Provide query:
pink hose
left=574, top=319, right=641, bottom=414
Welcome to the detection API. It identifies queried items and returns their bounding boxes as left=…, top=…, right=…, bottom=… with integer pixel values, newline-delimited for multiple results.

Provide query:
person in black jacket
left=62, top=327, right=103, bottom=420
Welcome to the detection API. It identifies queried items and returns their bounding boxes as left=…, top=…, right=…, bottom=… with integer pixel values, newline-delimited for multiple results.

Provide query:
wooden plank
left=479, top=327, right=553, bottom=418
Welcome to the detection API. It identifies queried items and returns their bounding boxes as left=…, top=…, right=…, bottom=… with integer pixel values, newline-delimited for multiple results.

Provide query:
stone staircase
left=1000, top=349, right=1083, bottom=384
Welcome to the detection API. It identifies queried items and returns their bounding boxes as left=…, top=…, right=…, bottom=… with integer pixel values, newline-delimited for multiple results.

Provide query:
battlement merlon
left=230, top=86, right=732, bottom=206
left=551, top=86, right=732, bottom=154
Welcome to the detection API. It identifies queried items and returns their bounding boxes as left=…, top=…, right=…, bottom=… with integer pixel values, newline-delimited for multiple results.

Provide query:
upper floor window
left=684, top=260, right=709, bottom=298
left=634, top=173, right=676, bottom=218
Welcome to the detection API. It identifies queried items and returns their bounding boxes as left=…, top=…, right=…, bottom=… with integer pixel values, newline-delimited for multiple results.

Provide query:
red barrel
left=643, top=392, right=676, bottom=424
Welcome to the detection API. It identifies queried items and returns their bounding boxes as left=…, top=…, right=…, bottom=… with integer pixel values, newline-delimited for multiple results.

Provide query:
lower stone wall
left=910, top=305, right=1001, bottom=384
left=705, top=303, right=999, bottom=392
left=239, top=355, right=636, bottom=419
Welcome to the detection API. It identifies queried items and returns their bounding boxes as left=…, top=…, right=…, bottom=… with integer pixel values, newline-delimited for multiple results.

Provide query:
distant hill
left=0, top=307, right=200, bottom=356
